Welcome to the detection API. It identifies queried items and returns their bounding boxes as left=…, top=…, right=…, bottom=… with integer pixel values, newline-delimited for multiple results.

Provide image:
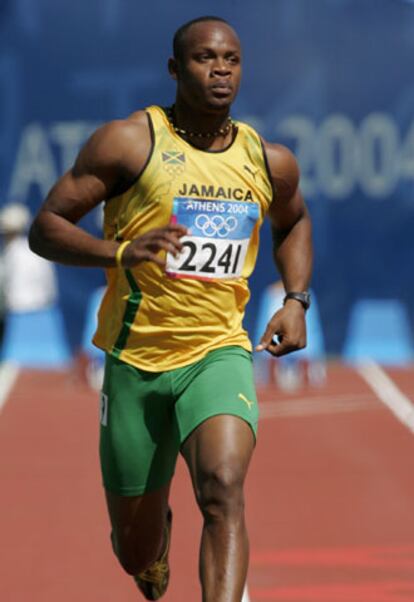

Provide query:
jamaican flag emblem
left=162, top=150, right=186, bottom=175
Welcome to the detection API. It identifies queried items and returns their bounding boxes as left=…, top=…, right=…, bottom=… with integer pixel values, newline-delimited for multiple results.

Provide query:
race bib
left=166, top=197, right=260, bottom=280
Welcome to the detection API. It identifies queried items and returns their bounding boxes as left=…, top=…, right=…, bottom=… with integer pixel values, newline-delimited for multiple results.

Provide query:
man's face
left=172, top=22, right=242, bottom=113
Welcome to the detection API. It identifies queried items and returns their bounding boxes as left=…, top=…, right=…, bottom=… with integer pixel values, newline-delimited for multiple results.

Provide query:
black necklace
left=166, top=106, right=234, bottom=139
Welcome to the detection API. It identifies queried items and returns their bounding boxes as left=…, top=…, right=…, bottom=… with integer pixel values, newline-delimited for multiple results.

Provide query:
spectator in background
left=0, top=245, right=5, bottom=350
left=0, top=203, right=57, bottom=314
left=0, top=203, right=70, bottom=368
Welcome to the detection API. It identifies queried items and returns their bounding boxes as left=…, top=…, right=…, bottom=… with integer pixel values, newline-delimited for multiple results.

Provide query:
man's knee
left=195, top=462, right=246, bottom=522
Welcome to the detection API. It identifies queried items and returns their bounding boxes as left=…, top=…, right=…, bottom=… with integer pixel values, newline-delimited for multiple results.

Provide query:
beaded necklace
left=166, top=105, right=234, bottom=139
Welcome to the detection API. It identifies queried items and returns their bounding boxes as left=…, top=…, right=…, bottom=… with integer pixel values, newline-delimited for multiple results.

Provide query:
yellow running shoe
left=134, top=509, right=172, bottom=600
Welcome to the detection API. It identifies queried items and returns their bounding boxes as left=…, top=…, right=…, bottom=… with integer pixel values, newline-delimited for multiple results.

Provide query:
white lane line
left=242, top=584, right=251, bottom=602
left=0, top=362, right=20, bottom=414
left=357, top=360, right=414, bottom=433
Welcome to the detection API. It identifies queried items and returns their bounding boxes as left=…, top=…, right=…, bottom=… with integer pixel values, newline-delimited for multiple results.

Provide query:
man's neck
left=171, top=99, right=234, bottom=151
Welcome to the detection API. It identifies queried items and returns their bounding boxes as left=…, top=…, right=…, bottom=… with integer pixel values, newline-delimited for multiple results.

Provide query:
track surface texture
left=1, top=361, right=414, bottom=601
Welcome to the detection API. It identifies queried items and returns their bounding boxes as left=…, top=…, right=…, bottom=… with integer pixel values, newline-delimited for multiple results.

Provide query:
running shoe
left=134, top=508, right=172, bottom=600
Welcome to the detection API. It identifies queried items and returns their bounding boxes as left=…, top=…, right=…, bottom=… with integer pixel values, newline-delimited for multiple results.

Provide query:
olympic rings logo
left=194, top=214, right=238, bottom=237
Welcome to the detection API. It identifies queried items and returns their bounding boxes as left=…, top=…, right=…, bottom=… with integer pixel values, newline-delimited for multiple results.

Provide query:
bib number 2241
left=166, top=197, right=259, bottom=281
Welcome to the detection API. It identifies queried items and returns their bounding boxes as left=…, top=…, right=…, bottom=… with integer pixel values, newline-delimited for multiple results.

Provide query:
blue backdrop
left=1, top=0, right=414, bottom=354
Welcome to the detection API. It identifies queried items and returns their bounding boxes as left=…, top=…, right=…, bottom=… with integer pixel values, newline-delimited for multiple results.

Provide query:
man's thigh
left=174, top=345, right=259, bottom=446
left=100, top=354, right=181, bottom=496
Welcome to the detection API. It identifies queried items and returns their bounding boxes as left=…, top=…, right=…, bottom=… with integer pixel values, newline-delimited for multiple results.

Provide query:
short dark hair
left=173, top=16, right=231, bottom=62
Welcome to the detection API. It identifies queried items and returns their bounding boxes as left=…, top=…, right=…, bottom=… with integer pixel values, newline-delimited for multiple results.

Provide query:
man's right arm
left=29, top=113, right=186, bottom=268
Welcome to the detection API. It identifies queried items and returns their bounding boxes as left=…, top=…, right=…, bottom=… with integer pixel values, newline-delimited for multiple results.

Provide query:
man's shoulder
left=92, top=111, right=150, bottom=149
left=261, top=140, right=300, bottom=200
left=262, top=141, right=299, bottom=179
left=261, top=141, right=297, bottom=171
left=76, top=110, right=152, bottom=173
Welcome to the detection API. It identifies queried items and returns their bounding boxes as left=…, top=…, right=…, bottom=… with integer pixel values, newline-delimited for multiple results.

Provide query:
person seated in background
left=0, top=203, right=58, bottom=315
left=0, top=202, right=65, bottom=367
left=0, top=244, right=5, bottom=351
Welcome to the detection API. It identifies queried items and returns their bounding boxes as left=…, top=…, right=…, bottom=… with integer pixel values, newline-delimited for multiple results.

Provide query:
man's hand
left=120, top=224, right=188, bottom=268
left=255, top=300, right=307, bottom=357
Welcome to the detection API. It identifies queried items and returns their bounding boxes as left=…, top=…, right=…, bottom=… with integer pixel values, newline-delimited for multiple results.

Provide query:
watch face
left=285, top=292, right=311, bottom=309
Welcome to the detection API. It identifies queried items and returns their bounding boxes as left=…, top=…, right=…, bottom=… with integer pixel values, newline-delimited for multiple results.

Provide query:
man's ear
left=168, top=57, right=178, bottom=80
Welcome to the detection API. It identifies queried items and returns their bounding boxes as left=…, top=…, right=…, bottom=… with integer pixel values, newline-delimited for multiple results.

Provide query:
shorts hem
left=102, top=472, right=175, bottom=497
left=180, top=411, right=258, bottom=448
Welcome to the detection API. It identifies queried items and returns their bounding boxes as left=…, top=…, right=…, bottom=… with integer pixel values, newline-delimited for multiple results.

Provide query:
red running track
left=1, top=362, right=414, bottom=601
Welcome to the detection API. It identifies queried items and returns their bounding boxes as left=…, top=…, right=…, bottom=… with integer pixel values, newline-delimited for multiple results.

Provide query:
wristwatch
left=283, top=291, right=311, bottom=311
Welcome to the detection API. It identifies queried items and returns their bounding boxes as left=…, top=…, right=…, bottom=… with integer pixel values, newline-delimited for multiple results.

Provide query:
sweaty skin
left=29, top=19, right=312, bottom=602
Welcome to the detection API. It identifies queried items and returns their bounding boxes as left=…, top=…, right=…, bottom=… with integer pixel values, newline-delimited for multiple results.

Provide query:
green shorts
left=99, top=345, right=258, bottom=496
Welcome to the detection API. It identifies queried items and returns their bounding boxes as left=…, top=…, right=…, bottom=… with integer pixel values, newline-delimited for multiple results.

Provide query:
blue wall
left=1, top=0, right=414, bottom=354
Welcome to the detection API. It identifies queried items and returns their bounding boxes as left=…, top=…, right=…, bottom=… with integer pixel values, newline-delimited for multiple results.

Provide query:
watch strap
left=283, top=291, right=311, bottom=311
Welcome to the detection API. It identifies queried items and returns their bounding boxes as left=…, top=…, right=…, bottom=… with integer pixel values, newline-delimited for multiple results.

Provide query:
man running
left=29, top=15, right=312, bottom=602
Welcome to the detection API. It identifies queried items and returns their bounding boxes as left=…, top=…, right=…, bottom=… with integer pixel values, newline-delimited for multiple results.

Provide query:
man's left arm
left=256, top=142, right=313, bottom=356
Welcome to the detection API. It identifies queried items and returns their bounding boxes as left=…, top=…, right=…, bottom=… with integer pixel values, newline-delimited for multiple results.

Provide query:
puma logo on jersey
left=243, top=164, right=259, bottom=180
left=238, top=392, right=254, bottom=410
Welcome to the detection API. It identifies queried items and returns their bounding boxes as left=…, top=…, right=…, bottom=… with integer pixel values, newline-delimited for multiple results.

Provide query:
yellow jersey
left=93, top=105, right=273, bottom=371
